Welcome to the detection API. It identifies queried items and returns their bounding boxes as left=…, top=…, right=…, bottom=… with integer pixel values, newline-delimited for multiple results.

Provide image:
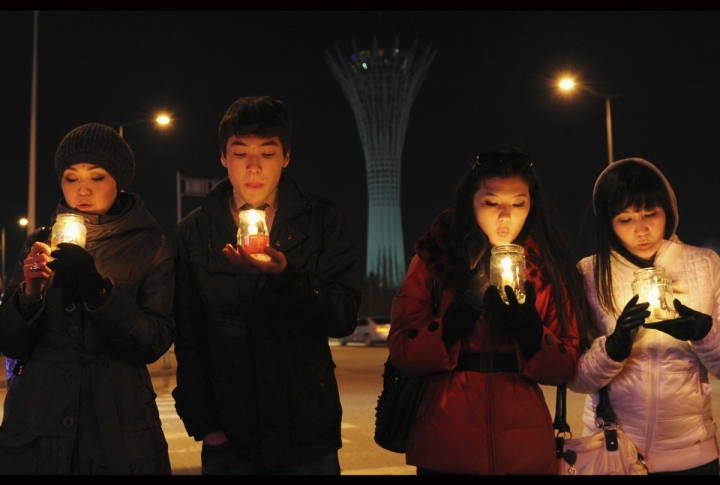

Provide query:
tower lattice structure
left=326, top=37, right=436, bottom=288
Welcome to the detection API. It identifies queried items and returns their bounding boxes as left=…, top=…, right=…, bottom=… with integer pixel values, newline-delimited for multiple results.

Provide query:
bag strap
left=595, top=386, right=619, bottom=451
left=554, top=383, right=571, bottom=434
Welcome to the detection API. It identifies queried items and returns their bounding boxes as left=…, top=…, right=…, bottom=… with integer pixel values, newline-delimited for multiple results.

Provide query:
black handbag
left=374, top=280, right=441, bottom=453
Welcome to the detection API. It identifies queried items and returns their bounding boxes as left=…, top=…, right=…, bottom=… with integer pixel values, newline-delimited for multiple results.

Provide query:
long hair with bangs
left=593, top=160, right=676, bottom=316
left=447, top=148, right=600, bottom=350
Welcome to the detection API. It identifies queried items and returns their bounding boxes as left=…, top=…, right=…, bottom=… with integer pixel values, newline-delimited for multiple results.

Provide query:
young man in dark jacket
left=172, top=96, right=361, bottom=475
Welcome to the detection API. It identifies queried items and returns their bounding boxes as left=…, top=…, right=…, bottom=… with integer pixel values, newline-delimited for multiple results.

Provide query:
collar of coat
left=52, top=192, right=162, bottom=250
left=202, top=173, right=310, bottom=224
left=414, top=209, right=547, bottom=294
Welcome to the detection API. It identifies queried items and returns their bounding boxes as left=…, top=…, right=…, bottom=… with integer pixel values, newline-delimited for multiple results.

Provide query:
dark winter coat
left=389, top=212, right=580, bottom=474
left=172, top=174, right=361, bottom=469
left=0, top=193, right=174, bottom=474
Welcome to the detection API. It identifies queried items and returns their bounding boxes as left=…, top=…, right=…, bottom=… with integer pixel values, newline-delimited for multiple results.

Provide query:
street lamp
left=115, top=113, right=172, bottom=138
left=558, top=77, right=618, bottom=165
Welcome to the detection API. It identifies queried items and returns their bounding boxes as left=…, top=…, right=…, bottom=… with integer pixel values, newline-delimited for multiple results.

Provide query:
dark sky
left=2, top=10, right=720, bottom=278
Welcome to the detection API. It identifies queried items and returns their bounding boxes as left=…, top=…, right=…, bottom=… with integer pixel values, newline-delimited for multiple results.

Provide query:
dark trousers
left=201, top=441, right=340, bottom=475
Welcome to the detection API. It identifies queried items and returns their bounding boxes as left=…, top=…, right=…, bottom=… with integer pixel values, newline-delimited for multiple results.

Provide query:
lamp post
left=558, top=78, right=618, bottom=165
left=115, top=113, right=171, bottom=139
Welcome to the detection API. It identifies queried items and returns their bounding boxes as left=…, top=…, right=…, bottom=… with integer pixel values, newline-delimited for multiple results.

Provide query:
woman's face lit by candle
left=61, top=163, right=118, bottom=215
left=612, top=206, right=666, bottom=261
left=473, top=176, right=531, bottom=246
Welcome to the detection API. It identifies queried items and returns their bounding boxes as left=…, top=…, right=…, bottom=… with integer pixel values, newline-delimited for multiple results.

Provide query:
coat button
left=544, top=334, right=555, bottom=345
left=428, top=321, right=439, bottom=332
left=64, top=371, right=77, bottom=382
left=275, top=241, right=281, bottom=247
left=62, top=416, right=75, bottom=428
left=64, top=303, right=76, bottom=315
left=558, top=343, right=566, bottom=354
left=408, top=329, right=419, bottom=339
left=68, top=326, right=79, bottom=337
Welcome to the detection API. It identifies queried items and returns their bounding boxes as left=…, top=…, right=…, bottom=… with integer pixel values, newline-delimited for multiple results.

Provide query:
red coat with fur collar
left=389, top=212, right=580, bottom=474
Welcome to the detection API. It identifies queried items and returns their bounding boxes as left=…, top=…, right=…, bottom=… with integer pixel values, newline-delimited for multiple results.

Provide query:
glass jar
left=489, top=244, right=526, bottom=304
left=50, top=213, right=87, bottom=250
left=237, top=209, right=270, bottom=261
left=631, top=267, right=677, bottom=322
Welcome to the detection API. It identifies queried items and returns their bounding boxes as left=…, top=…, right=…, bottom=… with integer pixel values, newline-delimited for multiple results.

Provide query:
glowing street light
left=558, top=76, right=618, bottom=165
left=115, top=112, right=172, bottom=138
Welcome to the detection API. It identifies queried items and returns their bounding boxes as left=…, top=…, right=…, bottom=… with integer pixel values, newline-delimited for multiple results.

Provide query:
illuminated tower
left=326, top=37, right=436, bottom=288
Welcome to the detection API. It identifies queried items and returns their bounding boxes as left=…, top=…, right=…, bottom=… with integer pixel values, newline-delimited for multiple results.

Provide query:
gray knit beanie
left=54, top=123, right=135, bottom=190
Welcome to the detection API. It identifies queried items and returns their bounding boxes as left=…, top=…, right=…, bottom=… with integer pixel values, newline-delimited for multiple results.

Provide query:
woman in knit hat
left=0, top=123, right=174, bottom=474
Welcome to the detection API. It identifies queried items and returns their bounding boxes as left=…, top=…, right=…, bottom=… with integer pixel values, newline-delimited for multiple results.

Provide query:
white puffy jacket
left=571, top=239, right=720, bottom=472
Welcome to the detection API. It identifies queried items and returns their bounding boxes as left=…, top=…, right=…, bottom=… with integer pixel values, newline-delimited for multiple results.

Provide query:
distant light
left=156, top=114, right=171, bottom=126
left=559, top=78, right=575, bottom=90
left=362, top=63, right=368, bottom=69
left=19, top=218, right=28, bottom=227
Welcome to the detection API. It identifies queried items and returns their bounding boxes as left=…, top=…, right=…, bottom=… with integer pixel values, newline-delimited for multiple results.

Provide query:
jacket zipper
left=643, top=331, right=658, bottom=457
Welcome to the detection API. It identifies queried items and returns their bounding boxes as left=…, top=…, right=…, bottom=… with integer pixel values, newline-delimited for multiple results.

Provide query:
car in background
left=338, top=316, right=391, bottom=346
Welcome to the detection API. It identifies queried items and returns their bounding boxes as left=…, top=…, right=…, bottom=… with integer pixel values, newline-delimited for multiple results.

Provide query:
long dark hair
left=448, top=148, right=600, bottom=350
left=593, top=159, right=676, bottom=316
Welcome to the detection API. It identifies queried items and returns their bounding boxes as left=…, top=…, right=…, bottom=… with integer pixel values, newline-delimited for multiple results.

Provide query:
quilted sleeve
left=388, top=255, right=459, bottom=377
left=689, top=249, right=720, bottom=379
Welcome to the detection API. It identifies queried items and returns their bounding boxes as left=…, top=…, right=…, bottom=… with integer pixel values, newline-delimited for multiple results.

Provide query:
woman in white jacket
left=570, top=158, right=720, bottom=475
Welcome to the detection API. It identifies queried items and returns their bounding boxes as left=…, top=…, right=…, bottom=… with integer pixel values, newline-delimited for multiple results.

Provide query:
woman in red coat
left=389, top=148, right=596, bottom=474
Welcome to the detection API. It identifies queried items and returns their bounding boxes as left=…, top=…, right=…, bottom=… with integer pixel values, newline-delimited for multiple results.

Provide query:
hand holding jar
left=22, top=241, right=52, bottom=300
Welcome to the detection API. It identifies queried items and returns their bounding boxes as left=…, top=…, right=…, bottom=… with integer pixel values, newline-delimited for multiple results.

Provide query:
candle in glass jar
left=490, top=244, right=526, bottom=304
left=237, top=209, right=270, bottom=261
left=631, top=267, right=677, bottom=322
left=50, top=213, right=87, bottom=250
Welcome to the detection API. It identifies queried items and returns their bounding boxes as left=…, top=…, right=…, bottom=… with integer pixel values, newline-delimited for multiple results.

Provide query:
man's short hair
left=219, top=96, right=292, bottom=156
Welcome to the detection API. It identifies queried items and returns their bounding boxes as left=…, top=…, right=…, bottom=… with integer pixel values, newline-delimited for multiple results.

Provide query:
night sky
left=2, top=11, right=720, bottom=280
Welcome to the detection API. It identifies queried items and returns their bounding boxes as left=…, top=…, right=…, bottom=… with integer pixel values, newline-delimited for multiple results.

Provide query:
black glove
left=458, top=262, right=491, bottom=312
left=605, top=295, right=649, bottom=362
left=442, top=294, right=481, bottom=348
left=643, top=299, right=712, bottom=341
left=483, top=280, right=544, bottom=360
left=48, top=243, right=112, bottom=309
left=49, top=260, right=82, bottom=310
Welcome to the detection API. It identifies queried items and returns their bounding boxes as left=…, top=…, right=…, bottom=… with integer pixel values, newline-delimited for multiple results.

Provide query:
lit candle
left=647, top=277, right=661, bottom=320
left=501, top=257, right=514, bottom=289
left=51, top=214, right=87, bottom=250
left=237, top=209, right=270, bottom=261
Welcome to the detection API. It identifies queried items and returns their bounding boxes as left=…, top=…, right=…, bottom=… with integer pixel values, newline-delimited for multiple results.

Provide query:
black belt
left=455, top=353, right=518, bottom=373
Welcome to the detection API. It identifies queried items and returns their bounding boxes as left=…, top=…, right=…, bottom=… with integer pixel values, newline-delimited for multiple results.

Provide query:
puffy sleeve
left=568, top=258, right=625, bottom=393
left=388, top=255, right=456, bottom=377
left=0, top=230, right=50, bottom=360
left=688, top=249, right=720, bottom=379
left=171, top=224, right=223, bottom=440
left=86, top=236, right=175, bottom=364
